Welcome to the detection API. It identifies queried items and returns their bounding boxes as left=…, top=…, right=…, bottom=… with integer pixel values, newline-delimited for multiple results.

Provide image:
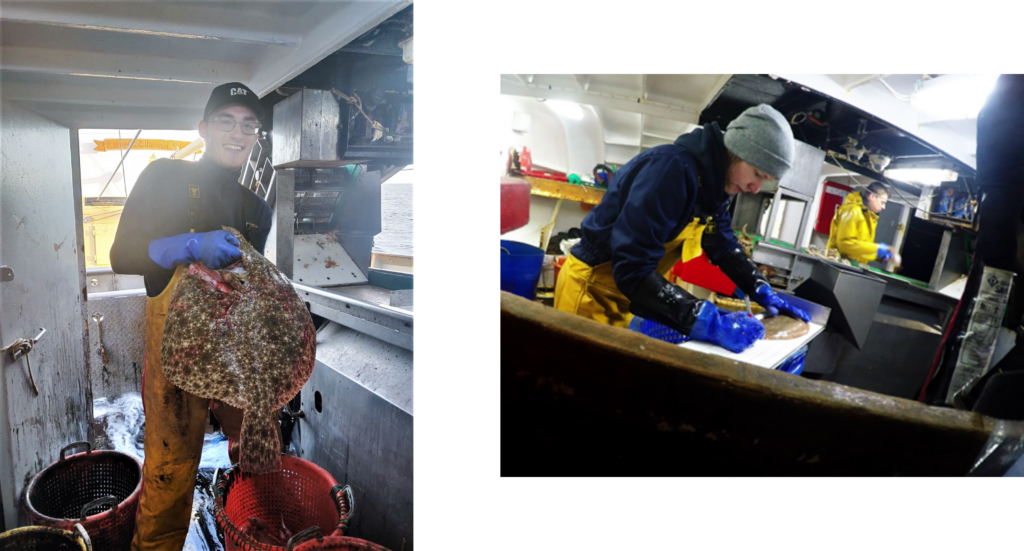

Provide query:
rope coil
left=4, top=338, right=40, bottom=395
left=330, top=89, right=384, bottom=142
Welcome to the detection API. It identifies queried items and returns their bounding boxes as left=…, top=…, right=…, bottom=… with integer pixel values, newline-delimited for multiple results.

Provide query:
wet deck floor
left=93, top=392, right=229, bottom=551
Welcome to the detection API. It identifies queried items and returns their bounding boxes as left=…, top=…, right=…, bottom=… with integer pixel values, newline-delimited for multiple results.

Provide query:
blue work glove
left=149, top=230, right=241, bottom=270
left=751, top=282, right=812, bottom=322
left=688, top=301, right=765, bottom=354
left=876, top=243, right=893, bottom=262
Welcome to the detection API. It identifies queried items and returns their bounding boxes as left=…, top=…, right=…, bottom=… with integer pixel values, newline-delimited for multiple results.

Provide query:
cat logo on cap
left=189, top=185, right=200, bottom=198
left=230, top=88, right=248, bottom=96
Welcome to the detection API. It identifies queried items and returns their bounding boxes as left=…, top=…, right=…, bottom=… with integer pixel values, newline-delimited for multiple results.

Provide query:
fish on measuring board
left=161, top=226, right=316, bottom=475
left=761, top=315, right=810, bottom=340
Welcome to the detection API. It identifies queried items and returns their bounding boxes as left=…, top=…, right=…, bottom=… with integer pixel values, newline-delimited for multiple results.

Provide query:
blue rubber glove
left=149, top=230, right=241, bottom=270
left=876, top=243, right=893, bottom=262
left=688, top=302, right=765, bottom=354
left=751, top=283, right=812, bottom=322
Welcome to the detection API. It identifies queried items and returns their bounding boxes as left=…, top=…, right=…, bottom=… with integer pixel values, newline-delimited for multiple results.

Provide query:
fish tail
left=238, top=402, right=282, bottom=475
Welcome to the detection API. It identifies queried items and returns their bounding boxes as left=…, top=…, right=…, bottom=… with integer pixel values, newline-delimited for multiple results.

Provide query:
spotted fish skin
left=162, top=226, right=315, bottom=474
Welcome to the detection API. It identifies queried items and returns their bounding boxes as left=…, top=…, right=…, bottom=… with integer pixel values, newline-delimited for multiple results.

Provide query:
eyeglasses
left=207, top=118, right=261, bottom=135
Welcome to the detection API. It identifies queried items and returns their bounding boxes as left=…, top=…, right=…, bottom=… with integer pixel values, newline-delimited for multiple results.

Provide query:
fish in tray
left=161, top=226, right=316, bottom=475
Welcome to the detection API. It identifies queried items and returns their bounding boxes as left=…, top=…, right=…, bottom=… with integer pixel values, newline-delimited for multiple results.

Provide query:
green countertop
left=750, top=236, right=795, bottom=249
left=863, top=266, right=930, bottom=289
left=750, top=236, right=930, bottom=289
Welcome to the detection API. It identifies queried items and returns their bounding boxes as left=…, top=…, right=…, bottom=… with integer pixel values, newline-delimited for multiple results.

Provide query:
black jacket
left=110, top=155, right=273, bottom=297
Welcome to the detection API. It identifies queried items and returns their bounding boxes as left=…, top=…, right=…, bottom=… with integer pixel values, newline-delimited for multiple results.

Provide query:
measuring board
left=679, top=322, right=825, bottom=370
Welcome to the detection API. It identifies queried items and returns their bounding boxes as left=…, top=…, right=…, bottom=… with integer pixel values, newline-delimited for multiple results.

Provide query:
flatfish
left=161, top=226, right=316, bottom=474
left=762, top=315, right=809, bottom=340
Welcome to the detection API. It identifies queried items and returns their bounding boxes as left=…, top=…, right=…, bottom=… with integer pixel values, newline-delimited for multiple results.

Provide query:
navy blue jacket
left=572, top=122, right=744, bottom=297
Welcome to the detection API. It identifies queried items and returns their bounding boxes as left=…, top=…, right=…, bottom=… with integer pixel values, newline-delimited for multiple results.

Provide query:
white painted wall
left=778, top=199, right=804, bottom=245
left=809, top=230, right=830, bottom=251
left=500, top=96, right=603, bottom=249
left=502, top=195, right=589, bottom=249
left=605, top=143, right=641, bottom=166
left=499, top=95, right=568, bottom=175
left=561, top=105, right=606, bottom=178
left=598, top=107, right=642, bottom=165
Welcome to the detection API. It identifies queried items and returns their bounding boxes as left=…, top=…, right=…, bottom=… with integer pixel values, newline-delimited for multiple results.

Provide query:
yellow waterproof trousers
left=553, top=217, right=708, bottom=326
left=132, top=265, right=210, bottom=551
left=553, top=256, right=634, bottom=327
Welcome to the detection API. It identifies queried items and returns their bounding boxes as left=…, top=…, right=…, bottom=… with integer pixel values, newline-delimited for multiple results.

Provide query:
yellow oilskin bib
left=132, top=265, right=210, bottom=551
left=553, top=217, right=709, bottom=327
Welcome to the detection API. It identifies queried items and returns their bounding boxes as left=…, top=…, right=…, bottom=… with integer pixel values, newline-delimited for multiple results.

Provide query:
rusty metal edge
left=499, top=290, right=995, bottom=475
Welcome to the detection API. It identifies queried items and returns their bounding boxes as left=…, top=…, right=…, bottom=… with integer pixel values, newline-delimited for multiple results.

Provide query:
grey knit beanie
left=723, top=104, right=794, bottom=181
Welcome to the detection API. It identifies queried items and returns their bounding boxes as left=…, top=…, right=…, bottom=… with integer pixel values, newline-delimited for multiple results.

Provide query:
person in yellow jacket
left=825, top=181, right=895, bottom=264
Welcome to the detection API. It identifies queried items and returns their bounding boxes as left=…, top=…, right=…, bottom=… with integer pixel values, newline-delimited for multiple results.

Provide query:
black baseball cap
left=204, top=82, right=266, bottom=121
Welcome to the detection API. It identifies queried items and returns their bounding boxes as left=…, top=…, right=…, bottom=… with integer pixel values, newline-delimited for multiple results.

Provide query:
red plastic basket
left=22, top=441, right=142, bottom=551
left=214, top=455, right=354, bottom=551
left=290, top=530, right=390, bottom=551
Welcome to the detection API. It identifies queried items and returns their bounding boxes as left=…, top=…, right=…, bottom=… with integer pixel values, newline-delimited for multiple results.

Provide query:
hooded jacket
left=825, top=191, right=881, bottom=263
left=571, top=122, right=749, bottom=297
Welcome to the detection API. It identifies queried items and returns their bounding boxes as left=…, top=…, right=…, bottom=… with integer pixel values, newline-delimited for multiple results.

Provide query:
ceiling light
left=884, top=168, right=959, bottom=187
left=911, top=74, right=999, bottom=120
left=546, top=100, right=584, bottom=121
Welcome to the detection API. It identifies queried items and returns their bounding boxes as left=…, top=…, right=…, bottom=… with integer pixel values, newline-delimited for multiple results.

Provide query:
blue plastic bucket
left=501, top=240, right=545, bottom=300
